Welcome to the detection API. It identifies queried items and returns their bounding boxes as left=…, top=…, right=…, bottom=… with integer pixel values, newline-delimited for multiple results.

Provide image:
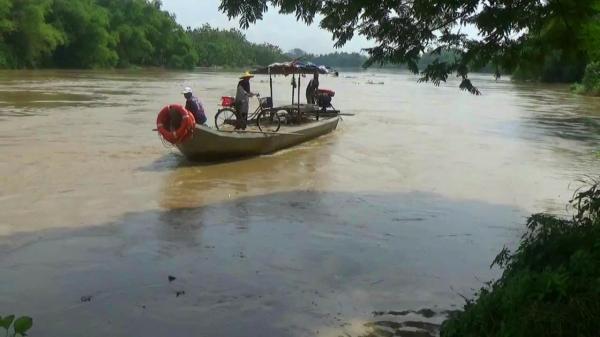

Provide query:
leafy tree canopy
left=219, top=0, right=600, bottom=94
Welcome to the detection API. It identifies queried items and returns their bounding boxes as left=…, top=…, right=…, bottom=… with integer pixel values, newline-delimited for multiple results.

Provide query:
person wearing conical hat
left=234, top=71, right=256, bottom=130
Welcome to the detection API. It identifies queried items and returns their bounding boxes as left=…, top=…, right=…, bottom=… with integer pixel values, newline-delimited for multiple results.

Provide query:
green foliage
left=0, top=0, right=286, bottom=70
left=512, top=50, right=587, bottom=83
left=188, top=25, right=287, bottom=67
left=581, top=62, right=600, bottom=95
left=572, top=62, right=600, bottom=96
left=49, top=0, right=117, bottom=68
left=3, top=0, right=65, bottom=68
left=0, top=0, right=199, bottom=69
left=0, top=315, right=33, bottom=337
left=307, top=52, right=367, bottom=68
left=440, top=181, right=600, bottom=337
left=0, top=315, right=15, bottom=330
left=582, top=2, right=600, bottom=63
left=219, top=0, right=600, bottom=93
left=284, top=48, right=368, bottom=68
left=12, top=317, right=32, bottom=336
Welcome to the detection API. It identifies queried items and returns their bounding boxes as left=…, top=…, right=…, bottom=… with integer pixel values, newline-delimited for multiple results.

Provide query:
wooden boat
left=176, top=116, right=340, bottom=161
left=164, top=62, right=343, bottom=161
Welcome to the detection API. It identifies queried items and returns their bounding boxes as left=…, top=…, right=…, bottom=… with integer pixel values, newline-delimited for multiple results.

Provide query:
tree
left=98, top=0, right=156, bottom=67
left=582, top=2, right=600, bottom=63
left=0, top=0, right=202, bottom=70
left=3, top=0, right=64, bottom=68
left=0, top=0, right=15, bottom=67
left=49, top=0, right=118, bottom=68
left=187, top=25, right=287, bottom=67
left=219, top=0, right=600, bottom=94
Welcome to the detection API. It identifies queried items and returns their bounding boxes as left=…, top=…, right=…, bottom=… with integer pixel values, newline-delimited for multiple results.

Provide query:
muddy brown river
left=1, top=69, right=599, bottom=336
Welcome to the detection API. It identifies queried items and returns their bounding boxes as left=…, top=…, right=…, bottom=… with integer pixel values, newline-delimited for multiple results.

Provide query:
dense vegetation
left=189, top=25, right=287, bottom=68
left=0, top=0, right=286, bottom=69
left=441, top=181, right=600, bottom=337
left=0, top=0, right=194, bottom=68
left=572, top=62, right=600, bottom=96
left=220, top=0, right=600, bottom=94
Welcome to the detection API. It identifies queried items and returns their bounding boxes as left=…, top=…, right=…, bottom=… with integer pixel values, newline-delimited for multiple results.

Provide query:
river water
left=0, top=69, right=599, bottom=337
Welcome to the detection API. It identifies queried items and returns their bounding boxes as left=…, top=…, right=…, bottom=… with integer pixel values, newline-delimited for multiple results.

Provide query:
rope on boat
left=157, top=131, right=174, bottom=148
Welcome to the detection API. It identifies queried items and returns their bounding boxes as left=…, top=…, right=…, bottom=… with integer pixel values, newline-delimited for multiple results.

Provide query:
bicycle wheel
left=215, top=108, right=238, bottom=131
left=256, top=109, right=282, bottom=133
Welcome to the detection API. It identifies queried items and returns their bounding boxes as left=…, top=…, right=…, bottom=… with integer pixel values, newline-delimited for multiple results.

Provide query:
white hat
left=182, top=87, right=193, bottom=94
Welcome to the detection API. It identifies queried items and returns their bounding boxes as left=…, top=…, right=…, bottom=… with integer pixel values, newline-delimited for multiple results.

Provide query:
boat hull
left=176, top=117, right=340, bottom=161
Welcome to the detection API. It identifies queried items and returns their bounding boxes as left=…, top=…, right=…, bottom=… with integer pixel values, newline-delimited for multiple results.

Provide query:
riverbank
left=441, top=181, right=600, bottom=337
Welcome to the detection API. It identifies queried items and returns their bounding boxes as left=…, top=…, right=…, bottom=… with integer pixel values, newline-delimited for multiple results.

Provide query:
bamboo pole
left=297, top=73, right=301, bottom=110
left=269, top=67, right=273, bottom=103
left=291, top=73, right=295, bottom=105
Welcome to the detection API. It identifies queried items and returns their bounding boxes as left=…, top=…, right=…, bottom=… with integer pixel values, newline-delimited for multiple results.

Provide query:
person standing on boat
left=182, top=87, right=207, bottom=125
left=306, top=72, right=319, bottom=104
left=235, top=71, right=256, bottom=130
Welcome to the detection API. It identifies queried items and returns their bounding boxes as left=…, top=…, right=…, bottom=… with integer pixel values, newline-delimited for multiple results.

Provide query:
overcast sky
left=161, top=0, right=372, bottom=55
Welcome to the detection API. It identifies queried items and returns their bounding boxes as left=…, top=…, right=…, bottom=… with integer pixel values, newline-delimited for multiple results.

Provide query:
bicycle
left=214, top=94, right=282, bottom=133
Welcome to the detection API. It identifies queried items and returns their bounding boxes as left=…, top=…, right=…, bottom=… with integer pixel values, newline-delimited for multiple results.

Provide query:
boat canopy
left=253, top=60, right=333, bottom=109
left=253, top=61, right=330, bottom=76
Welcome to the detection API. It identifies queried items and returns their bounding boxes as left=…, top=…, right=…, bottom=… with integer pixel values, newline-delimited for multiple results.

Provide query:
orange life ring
left=156, top=104, right=196, bottom=144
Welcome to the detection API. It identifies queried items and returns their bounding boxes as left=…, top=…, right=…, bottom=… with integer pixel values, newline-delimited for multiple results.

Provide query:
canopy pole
left=291, top=73, right=295, bottom=105
left=269, top=67, right=273, bottom=102
left=297, top=74, right=301, bottom=116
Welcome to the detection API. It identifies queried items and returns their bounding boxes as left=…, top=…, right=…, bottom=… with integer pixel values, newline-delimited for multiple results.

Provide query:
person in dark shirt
left=182, top=87, right=207, bottom=125
left=306, top=72, right=319, bottom=104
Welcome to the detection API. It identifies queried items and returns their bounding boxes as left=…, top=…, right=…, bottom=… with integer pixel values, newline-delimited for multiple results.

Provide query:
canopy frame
left=253, top=60, right=330, bottom=119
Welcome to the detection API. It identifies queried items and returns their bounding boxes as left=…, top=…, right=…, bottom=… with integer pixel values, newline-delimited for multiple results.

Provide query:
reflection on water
left=512, top=85, right=600, bottom=145
left=1, top=191, right=523, bottom=337
left=0, top=69, right=599, bottom=336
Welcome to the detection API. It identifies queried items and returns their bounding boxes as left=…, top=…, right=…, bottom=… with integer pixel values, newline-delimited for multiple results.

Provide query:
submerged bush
left=441, top=180, right=600, bottom=337
left=572, top=62, right=600, bottom=96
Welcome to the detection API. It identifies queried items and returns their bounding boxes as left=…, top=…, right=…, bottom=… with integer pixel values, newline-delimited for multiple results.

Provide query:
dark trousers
left=234, top=102, right=248, bottom=130
left=306, top=90, right=316, bottom=104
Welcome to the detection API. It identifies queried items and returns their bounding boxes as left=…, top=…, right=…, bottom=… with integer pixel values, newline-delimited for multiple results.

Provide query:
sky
left=161, top=0, right=373, bottom=55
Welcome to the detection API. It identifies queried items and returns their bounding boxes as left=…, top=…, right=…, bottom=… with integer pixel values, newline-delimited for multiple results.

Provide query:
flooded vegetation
left=1, top=70, right=599, bottom=336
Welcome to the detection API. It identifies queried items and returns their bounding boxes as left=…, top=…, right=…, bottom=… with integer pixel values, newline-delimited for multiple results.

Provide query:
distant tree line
left=0, top=0, right=287, bottom=69
left=286, top=49, right=367, bottom=68
left=287, top=48, right=492, bottom=73
left=188, top=25, right=286, bottom=68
